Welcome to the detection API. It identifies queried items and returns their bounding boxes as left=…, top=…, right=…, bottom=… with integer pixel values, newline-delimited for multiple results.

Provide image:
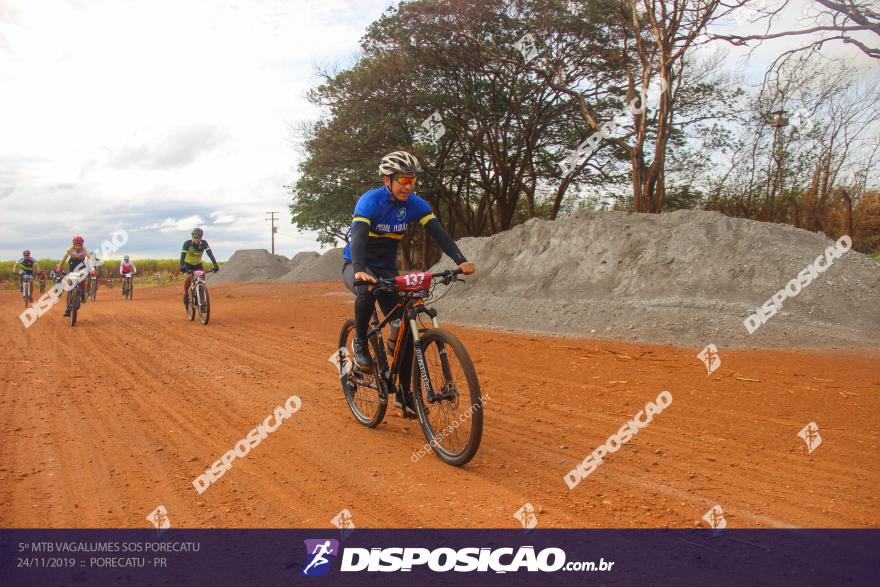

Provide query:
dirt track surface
left=1, top=282, right=878, bottom=529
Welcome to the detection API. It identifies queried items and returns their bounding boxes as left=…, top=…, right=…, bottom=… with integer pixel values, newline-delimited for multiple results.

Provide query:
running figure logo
left=331, top=508, right=356, bottom=539
left=702, top=505, right=727, bottom=532
left=328, top=347, right=354, bottom=378
left=696, top=344, right=721, bottom=375
left=421, top=111, right=446, bottom=143
left=301, top=539, right=340, bottom=577
left=513, top=502, right=538, bottom=531
left=514, top=32, right=539, bottom=64
left=798, top=422, right=822, bottom=454
left=146, top=505, right=171, bottom=530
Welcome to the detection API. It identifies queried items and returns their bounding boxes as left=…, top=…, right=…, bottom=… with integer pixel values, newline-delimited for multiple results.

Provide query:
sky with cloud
left=1, top=0, right=876, bottom=261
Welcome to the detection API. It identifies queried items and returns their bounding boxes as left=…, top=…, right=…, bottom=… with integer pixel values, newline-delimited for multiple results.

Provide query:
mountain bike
left=88, top=272, right=98, bottom=302
left=337, top=269, right=483, bottom=466
left=21, top=273, right=34, bottom=307
left=38, top=277, right=46, bottom=294
left=184, top=268, right=211, bottom=325
left=122, top=275, right=134, bottom=300
left=64, top=270, right=86, bottom=326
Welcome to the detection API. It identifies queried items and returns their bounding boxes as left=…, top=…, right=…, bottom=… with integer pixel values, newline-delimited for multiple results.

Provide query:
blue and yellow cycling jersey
left=342, top=186, right=436, bottom=269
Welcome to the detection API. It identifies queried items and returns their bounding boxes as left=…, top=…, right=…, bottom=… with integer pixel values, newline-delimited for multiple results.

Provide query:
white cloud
left=0, top=0, right=387, bottom=260
left=110, top=125, right=229, bottom=170
left=210, top=211, right=236, bottom=224
left=139, top=215, right=205, bottom=234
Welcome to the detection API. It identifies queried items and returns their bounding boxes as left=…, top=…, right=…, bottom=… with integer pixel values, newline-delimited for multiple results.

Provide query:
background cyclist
left=179, top=227, right=219, bottom=307
left=119, top=255, right=137, bottom=294
left=12, top=250, right=39, bottom=294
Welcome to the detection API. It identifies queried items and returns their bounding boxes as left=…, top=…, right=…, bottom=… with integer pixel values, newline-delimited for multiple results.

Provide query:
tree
left=716, top=0, right=880, bottom=65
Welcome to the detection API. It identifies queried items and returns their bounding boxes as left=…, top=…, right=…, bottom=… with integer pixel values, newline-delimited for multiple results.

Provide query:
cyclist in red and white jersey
left=119, top=255, right=137, bottom=277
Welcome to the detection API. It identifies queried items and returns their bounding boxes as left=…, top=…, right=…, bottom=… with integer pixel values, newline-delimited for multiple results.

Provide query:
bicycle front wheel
left=338, top=319, right=387, bottom=428
left=186, top=288, right=196, bottom=321
left=412, top=328, right=483, bottom=466
left=70, top=289, right=79, bottom=326
left=197, top=283, right=210, bottom=325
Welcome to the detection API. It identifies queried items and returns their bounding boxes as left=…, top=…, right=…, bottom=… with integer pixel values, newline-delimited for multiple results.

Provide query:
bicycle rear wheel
left=411, top=328, right=483, bottom=466
left=338, top=319, right=387, bottom=427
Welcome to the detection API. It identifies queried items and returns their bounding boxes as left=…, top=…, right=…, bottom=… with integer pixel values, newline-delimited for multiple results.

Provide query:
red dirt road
left=1, top=282, right=878, bottom=528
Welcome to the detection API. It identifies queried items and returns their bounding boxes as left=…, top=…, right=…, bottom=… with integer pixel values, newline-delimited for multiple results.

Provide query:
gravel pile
left=279, top=248, right=345, bottom=282
left=428, top=209, right=879, bottom=348
left=208, top=249, right=293, bottom=284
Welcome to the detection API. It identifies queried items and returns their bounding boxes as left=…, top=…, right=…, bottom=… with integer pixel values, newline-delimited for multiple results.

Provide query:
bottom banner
left=1, top=529, right=877, bottom=585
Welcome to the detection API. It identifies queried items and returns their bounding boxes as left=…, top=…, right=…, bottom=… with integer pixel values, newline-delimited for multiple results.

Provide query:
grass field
left=0, top=259, right=221, bottom=290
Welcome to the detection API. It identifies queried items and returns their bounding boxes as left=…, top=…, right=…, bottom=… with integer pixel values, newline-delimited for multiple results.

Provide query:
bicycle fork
left=408, top=309, right=454, bottom=404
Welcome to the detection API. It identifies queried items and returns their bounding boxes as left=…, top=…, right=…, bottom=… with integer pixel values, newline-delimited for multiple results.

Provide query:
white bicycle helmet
left=378, top=151, right=423, bottom=176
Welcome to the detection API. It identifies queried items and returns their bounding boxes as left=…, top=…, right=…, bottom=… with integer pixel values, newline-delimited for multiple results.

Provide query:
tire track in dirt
left=2, top=282, right=878, bottom=529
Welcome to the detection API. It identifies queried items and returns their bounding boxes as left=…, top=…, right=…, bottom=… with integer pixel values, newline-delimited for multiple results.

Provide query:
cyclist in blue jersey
left=342, top=151, right=475, bottom=417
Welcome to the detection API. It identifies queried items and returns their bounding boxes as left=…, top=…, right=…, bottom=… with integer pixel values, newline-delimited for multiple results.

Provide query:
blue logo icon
left=397, top=207, right=406, bottom=220
left=301, top=539, right=339, bottom=577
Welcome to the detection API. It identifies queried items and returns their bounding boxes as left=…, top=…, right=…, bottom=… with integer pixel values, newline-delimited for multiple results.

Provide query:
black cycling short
left=182, top=262, right=204, bottom=273
left=342, top=262, right=414, bottom=392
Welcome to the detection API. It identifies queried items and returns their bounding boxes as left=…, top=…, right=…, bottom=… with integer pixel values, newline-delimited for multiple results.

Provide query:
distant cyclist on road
left=120, top=255, right=137, bottom=295
left=13, top=250, right=39, bottom=293
left=57, top=236, right=94, bottom=316
left=120, top=255, right=137, bottom=278
left=179, top=227, right=219, bottom=308
left=342, top=151, right=475, bottom=416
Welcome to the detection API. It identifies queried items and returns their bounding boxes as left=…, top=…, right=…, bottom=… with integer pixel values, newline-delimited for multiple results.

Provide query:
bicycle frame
left=366, top=295, right=448, bottom=404
left=189, top=270, right=207, bottom=304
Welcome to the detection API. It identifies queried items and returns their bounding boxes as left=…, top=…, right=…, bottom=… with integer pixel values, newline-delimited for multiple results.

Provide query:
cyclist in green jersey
left=179, top=227, right=219, bottom=307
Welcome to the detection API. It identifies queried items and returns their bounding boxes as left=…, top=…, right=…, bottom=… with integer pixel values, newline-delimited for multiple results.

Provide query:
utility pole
left=265, top=212, right=279, bottom=255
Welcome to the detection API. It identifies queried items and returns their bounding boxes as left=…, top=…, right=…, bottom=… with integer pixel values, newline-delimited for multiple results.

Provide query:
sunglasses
left=394, top=176, right=416, bottom=187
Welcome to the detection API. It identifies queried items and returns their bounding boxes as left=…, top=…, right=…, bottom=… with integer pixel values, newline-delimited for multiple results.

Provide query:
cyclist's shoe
left=63, top=309, right=71, bottom=317
left=352, top=338, right=373, bottom=370
left=394, top=391, right=418, bottom=419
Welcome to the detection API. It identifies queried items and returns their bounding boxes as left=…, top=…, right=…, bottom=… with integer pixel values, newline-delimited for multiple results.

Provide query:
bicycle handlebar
left=354, top=268, right=464, bottom=290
